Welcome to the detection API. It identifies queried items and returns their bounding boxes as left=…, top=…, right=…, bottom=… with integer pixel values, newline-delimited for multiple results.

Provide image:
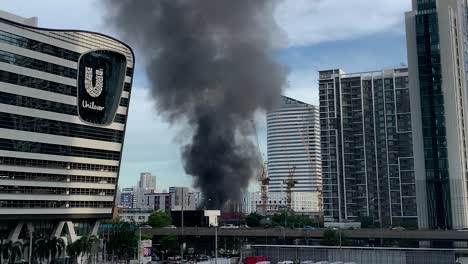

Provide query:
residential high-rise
left=319, top=68, right=416, bottom=227
left=406, top=0, right=468, bottom=229
left=138, top=172, right=156, bottom=191
left=266, top=96, right=321, bottom=207
left=0, top=11, right=134, bottom=240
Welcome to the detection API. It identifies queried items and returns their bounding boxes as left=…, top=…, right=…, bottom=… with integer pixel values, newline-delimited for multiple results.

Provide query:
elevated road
left=141, top=227, right=468, bottom=241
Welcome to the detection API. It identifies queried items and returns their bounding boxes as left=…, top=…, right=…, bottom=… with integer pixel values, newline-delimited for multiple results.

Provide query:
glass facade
left=414, top=0, right=451, bottom=229
left=319, top=69, right=416, bottom=227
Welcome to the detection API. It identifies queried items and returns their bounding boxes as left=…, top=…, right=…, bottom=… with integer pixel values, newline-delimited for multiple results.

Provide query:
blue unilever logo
left=77, top=50, right=127, bottom=125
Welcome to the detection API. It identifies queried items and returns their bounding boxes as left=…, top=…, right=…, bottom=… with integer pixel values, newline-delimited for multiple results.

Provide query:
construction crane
left=251, top=120, right=269, bottom=213
left=297, top=127, right=324, bottom=219
left=283, top=166, right=297, bottom=210
left=259, top=162, right=269, bottom=212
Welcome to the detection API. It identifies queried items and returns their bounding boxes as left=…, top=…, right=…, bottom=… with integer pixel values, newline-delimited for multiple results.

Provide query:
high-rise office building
left=319, top=68, right=416, bottom=227
left=266, top=96, right=321, bottom=198
left=0, top=11, right=134, bottom=240
left=406, top=0, right=468, bottom=229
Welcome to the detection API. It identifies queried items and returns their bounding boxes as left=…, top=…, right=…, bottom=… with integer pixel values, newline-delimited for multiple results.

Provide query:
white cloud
left=276, top=0, right=411, bottom=47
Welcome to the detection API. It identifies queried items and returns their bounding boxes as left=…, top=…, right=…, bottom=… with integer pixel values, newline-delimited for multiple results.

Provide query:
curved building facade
left=0, top=11, right=134, bottom=240
left=267, top=96, right=321, bottom=198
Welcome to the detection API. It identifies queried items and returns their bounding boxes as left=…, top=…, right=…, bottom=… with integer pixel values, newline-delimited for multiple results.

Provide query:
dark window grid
left=124, top=82, right=131, bottom=92
left=0, top=91, right=127, bottom=124
left=0, top=138, right=120, bottom=160
left=0, top=171, right=116, bottom=184
left=0, top=70, right=76, bottom=95
left=126, top=67, right=133, bottom=76
left=0, top=200, right=113, bottom=208
left=0, top=156, right=118, bottom=172
left=0, top=112, right=124, bottom=143
left=0, top=30, right=80, bottom=61
left=0, top=50, right=76, bottom=79
left=0, top=185, right=114, bottom=195
left=0, top=30, right=134, bottom=78
left=120, top=97, right=129, bottom=107
left=0, top=90, right=76, bottom=115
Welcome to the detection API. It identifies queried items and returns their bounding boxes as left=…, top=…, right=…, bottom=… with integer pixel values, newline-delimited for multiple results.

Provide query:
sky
left=1, top=0, right=411, bottom=192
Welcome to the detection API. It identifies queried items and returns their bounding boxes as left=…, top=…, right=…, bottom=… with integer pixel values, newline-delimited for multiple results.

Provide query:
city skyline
left=0, top=0, right=411, bottom=191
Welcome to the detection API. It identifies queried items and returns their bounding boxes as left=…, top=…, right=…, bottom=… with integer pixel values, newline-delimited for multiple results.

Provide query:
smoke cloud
left=102, top=0, right=287, bottom=208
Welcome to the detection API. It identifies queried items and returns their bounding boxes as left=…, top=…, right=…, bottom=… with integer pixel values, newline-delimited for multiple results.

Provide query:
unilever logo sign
left=77, top=50, right=127, bottom=125
left=85, top=67, right=104, bottom=98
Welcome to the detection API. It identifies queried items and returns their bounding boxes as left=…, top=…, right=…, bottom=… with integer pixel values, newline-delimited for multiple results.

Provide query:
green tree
left=106, top=223, right=138, bottom=261
left=243, top=213, right=263, bottom=227
left=321, top=229, right=350, bottom=246
left=272, top=211, right=288, bottom=227
left=321, top=229, right=340, bottom=246
left=148, top=211, right=172, bottom=228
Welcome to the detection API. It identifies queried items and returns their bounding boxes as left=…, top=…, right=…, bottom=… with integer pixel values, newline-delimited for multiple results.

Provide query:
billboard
left=77, top=49, right=127, bottom=125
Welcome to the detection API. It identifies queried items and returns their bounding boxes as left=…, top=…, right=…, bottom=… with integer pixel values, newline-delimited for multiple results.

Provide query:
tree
left=106, top=223, right=138, bottom=261
left=321, top=229, right=350, bottom=246
left=48, top=237, right=66, bottom=264
left=148, top=211, right=172, bottom=228
left=243, top=213, right=263, bottom=227
left=0, top=239, right=23, bottom=264
left=33, top=236, right=50, bottom=264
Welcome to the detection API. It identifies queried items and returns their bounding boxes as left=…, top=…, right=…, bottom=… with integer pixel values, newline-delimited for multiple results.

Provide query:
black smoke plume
left=102, top=0, right=287, bottom=209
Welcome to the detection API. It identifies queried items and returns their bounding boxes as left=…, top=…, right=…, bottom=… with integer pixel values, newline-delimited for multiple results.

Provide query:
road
left=141, top=227, right=468, bottom=241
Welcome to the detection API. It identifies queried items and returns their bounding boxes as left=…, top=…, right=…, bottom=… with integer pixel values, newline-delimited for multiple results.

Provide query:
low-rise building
left=118, top=208, right=152, bottom=224
left=242, top=191, right=319, bottom=215
left=143, top=192, right=171, bottom=212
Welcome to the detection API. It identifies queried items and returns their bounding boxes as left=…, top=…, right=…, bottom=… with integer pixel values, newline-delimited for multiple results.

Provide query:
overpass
left=141, top=227, right=468, bottom=241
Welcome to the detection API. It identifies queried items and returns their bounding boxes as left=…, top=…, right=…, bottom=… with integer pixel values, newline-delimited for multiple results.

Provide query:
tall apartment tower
left=319, top=68, right=417, bottom=227
left=139, top=172, right=156, bottom=191
left=406, top=0, right=468, bottom=229
left=266, top=96, right=321, bottom=204
left=0, top=11, right=134, bottom=240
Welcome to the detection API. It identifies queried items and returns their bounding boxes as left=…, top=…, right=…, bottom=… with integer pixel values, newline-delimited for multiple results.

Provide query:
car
left=220, top=224, right=239, bottom=229
left=239, top=224, right=250, bottom=228
left=163, top=225, right=177, bottom=229
left=391, top=226, right=405, bottom=231
left=303, top=225, right=316, bottom=231
left=140, top=225, right=152, bottom=229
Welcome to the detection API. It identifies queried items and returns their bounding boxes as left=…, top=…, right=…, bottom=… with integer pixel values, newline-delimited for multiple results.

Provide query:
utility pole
left=138, top=227, right=141, bottom=264
left=215, top=226, right=218, bottom=264
left=181, top=188, right=185, bottom=261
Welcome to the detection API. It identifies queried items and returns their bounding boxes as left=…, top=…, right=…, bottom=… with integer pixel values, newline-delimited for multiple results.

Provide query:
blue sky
left=1, top=0, right=411, bottom=191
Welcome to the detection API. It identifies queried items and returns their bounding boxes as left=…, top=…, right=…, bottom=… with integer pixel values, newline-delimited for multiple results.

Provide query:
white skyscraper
left=267, top=96, right=321, bottom=194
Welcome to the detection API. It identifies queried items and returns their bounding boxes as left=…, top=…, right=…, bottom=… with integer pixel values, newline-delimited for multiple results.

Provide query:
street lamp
left=137, top=226, right=142, bottom=264
left=205, top=210, right=221, bottom=264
